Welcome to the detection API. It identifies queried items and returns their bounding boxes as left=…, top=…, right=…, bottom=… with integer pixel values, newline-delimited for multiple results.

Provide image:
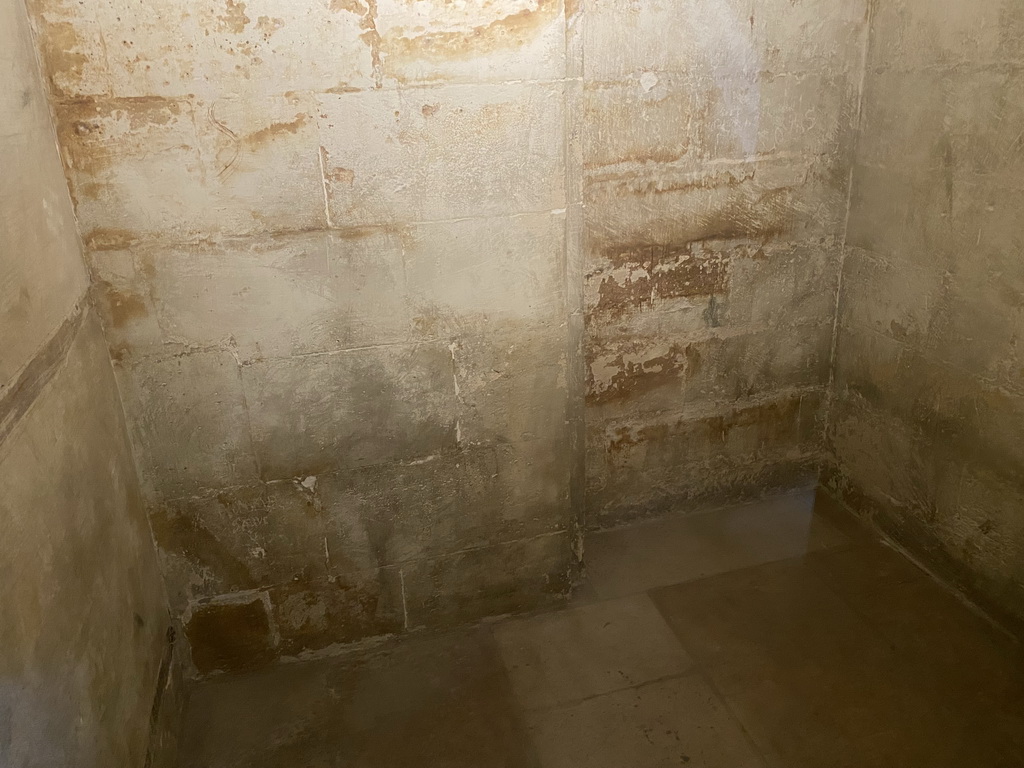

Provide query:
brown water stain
left=243, top=113, right=308, bottom=148
left=330, top=0, right=368, bottom=13
left=218, top=0, right=250, bottom=33
left=255, top=15, right=284, bottom=36
left=381, top=0, right=560, bottom=66
left=583, top=147, right=690, bottom=170
left=56, top=97, right=188, bottom=176
left=35, top=20, right=92, bottom=98
left=84, top=227, right=137, bottom=251
left=327, top=167, right=356, bottom=184
left=95, top=281, right=148, bottom=328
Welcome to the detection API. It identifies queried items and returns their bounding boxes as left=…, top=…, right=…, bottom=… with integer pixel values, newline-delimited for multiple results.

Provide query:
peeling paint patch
left=587, top=245, right=728, bottom=319
left=587, top=340, right=696, bottom=405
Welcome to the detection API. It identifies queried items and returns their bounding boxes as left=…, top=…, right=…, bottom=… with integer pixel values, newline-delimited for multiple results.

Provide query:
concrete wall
left=0, top=0, right=174, bottom=763
left=829, top=0, right=1024, bottom=633
left=22, top=0, right=879, bottom=672
left=24, top=0, right=579, bottom=673
left=582, top=0, right=869, bottom=527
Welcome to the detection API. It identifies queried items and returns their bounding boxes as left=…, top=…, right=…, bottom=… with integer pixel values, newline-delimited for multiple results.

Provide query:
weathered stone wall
left=582, top=0, right=869, bottom=527
left=23, top=0, right=879, bottom=672
left=829, top=0, right=1024, bottom=632
left=0, top=0, right=173, bottom=763
left=25, top=0, right=579, bottom=672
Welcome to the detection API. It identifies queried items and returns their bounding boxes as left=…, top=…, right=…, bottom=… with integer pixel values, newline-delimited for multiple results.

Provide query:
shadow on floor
left=179, top=487, right=1024, bottom=768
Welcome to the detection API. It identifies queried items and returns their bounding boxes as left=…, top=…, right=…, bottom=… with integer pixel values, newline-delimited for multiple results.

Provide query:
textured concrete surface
left=582, top=0, right=867, bottom=527
left=178, top=490, right=1024, bottom=768
left=0, top=0, right=174, bottom=763
left=828, top=0, right=1024, bottom=634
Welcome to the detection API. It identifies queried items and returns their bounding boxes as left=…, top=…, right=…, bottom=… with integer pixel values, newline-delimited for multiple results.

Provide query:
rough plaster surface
left=23, top=0, right=883, bottom=672
left=0, top=0, right=173, bottom=761
left=829, top=0, right=1024, bottom=633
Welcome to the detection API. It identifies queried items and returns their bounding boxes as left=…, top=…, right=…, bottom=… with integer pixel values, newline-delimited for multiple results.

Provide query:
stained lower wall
left=829, top=0, right=1024, bottom=633
left=582, top=0, right=869, bottom=528
left=0, top=0, right=174, bottom=763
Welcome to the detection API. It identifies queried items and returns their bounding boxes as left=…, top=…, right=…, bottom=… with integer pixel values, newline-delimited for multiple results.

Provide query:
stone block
left=585, top=157, right=848, bottom=255
left=404, top=212, right=565, bottom=337
left=316, top=82, right=565, bottom=226
left=399, top=533, right=572, bottom=629
left=150, top=480, right=328, bottom=609
left=116, top=350, right=260, bottom=498
left=56, top=93, right=325, bottom=244
left=453, top=326, right=568, bottom=445
left=682, top=324, right=833, bottom=406
left=320, top=440, right=570, bottom=570
left=26, top=0, right=374, bottom=100
left=92, top=229, right=409, bottom=363
left=242, top=343, right=457, bottom=479
left=586, top=391, right=824, bottom=525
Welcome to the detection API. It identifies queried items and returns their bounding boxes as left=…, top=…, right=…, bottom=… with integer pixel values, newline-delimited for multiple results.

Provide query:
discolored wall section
left=828, top=0, right=1024, bottom=632
left=24, top=0, right=579, bottom=673
left=0, top=0, right=175, bottom=763
left=582, top=0, right=869, bottom=527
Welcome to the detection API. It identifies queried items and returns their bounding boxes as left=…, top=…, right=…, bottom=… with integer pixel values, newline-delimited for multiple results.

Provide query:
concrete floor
left=179, top=489, right=1024, bottom=768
